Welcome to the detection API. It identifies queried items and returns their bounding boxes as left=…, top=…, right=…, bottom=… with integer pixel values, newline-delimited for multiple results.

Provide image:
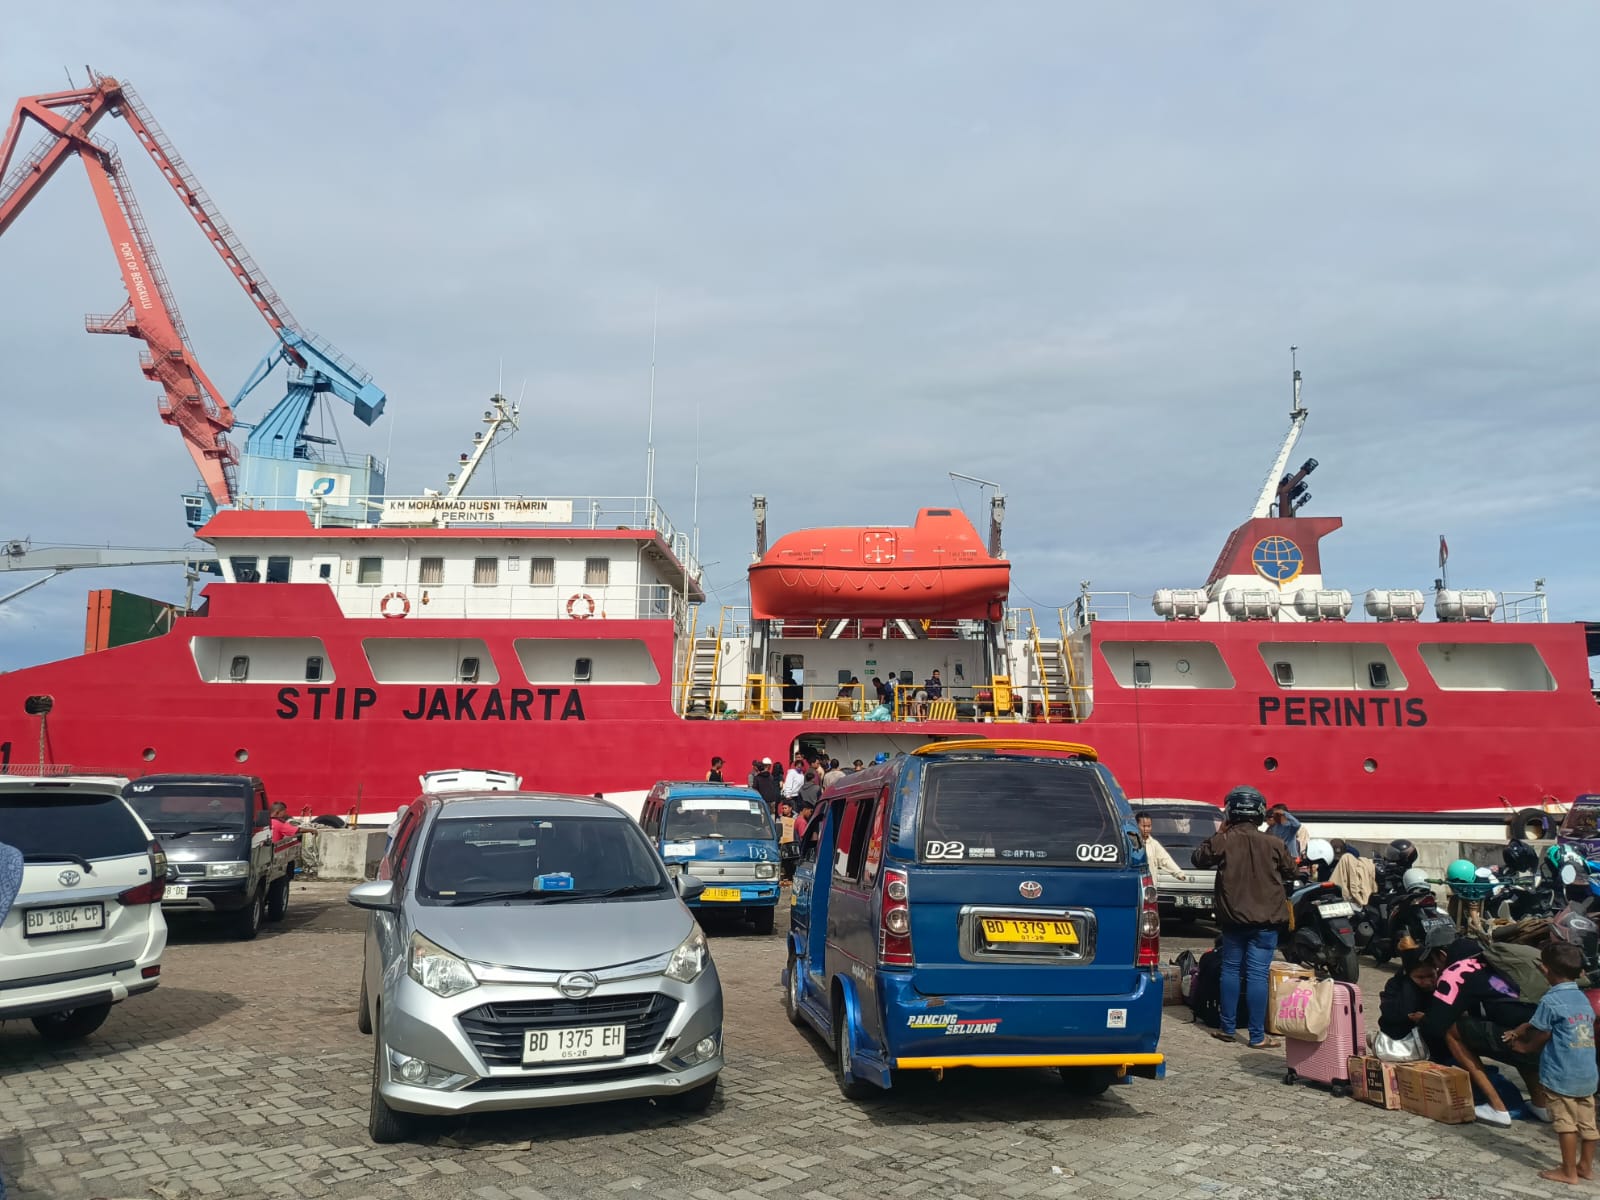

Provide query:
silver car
left=349, top=791, right=723, bottom=1142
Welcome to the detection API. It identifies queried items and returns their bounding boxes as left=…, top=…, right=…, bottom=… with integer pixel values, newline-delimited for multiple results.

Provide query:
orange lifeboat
left=748, top=507, right=1010, bottom=621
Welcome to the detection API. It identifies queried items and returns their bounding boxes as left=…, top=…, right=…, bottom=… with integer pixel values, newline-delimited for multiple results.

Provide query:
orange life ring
left=566, top=593, right=596, bottom=619
left=380, top=591, right=411, bottom=619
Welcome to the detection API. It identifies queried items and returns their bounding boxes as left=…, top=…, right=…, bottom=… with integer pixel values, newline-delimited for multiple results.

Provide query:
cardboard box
left=1396, top=1062, right=1474, bottom=1124
left=1159, top=964, right=1184, bottom=1006
left=1267, top=963, right=1315, bottom=1035
left=1346, top=1056, right=1402, bottom=1110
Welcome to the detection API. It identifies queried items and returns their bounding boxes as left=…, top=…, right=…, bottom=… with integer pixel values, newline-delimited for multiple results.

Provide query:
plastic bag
left=1370, top=1027, right=1428, bottom=1062
left=1274, top=976, right=1333, bottom=1042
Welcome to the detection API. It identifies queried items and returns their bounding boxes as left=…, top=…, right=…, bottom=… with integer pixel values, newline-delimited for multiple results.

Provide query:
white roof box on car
left=419, top=768, right=523, bottom=795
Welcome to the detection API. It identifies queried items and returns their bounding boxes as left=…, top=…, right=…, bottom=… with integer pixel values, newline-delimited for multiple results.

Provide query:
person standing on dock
left=1266, top=804, right=1310, bottom=860
left=706, top=757, right=724, bottom=783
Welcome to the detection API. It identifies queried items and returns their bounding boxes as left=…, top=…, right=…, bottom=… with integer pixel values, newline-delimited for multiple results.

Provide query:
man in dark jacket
left=1192, top=786, right=1298, bottom=1049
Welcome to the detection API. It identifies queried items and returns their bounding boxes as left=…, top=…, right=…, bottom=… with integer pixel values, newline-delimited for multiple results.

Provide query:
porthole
left=142, top=747, right=156, bottom=762
left=1263, top=756, right=1278, bottom=772
left=1362, top=757, right=1377, bottom=774
left=235, top=748, right=250, bottom=763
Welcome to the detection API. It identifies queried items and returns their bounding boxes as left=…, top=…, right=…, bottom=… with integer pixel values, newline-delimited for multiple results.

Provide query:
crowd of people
left=1183, top=783, right=1597, bottom=1185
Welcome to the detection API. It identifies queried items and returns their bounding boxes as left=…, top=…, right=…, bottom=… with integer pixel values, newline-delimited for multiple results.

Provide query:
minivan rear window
left=124, top=783, right=252, bottom=833
left=917, top=760, right=1124, bottom=866
left=0, top=791, right=149, bottom=860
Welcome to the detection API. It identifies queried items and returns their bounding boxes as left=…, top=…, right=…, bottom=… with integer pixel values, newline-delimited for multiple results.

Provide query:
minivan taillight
left=880, top=867, right=913, bottom=967
left=1136, top=874, right=1161, bottom=968
left=120, top=839, right=168, bottom=907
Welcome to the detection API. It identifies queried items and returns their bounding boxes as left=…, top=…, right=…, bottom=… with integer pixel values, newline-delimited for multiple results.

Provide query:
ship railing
left=765, top=616, right=985, bottom=641
left=337, top=582, right=685, bottom=622
left=694, top=679, right=1046, bottom=724
left=1057, top=586, right=1552, bottom=625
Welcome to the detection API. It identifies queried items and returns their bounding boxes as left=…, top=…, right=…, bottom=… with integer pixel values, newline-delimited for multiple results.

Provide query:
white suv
left=0, top=775, right=169, bottom=1040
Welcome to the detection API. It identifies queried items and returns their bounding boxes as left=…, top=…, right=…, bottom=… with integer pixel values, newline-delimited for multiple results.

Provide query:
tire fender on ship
left=380, top=591, right=411, bottom=619
left=567, top=593, right=596, bottom=619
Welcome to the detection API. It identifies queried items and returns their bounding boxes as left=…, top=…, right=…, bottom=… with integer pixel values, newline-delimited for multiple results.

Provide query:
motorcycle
left=1281, top=876, right=1361, bottom=983
left=1364, top=879, right=1454, bottom=963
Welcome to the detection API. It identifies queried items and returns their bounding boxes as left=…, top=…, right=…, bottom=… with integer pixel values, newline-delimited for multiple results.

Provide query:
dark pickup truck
left=122, top=774, right=299, bottom=940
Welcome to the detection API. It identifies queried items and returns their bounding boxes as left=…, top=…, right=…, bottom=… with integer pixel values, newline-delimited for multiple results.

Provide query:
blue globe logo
left=1251, top=536, right=1303, bottom=583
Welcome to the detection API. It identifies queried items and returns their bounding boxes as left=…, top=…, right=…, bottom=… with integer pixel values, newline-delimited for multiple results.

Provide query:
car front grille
left=457, top=993, right=678, bottom=1067
left=463, top=1063, right=666, bottom=1090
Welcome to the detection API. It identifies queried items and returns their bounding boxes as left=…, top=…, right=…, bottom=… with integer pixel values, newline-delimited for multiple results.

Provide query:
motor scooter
left=1281, top=877, right=1361, bottom=983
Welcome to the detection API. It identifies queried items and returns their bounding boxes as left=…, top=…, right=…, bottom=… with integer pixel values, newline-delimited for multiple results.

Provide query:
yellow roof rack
left=911, top=738, right=1098, bottom=761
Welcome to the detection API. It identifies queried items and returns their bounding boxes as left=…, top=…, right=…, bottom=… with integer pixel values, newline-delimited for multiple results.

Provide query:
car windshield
left=1137, top=807, right=1223, bottom=851
left=0, top=790, right=149, bottom=859
left=917, top=759, right=1124, bottom=866
left=663, top=796, right=775, bottom=841
left=124, top=785, right=250, bottom=831
left=418, top=813, right=670, bottom=901
left=1561, top=806, right=1600, bottom=841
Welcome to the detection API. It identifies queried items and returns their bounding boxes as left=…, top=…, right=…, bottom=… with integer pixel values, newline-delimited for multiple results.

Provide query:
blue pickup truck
left=784, top=739, right=1165, bottom=1098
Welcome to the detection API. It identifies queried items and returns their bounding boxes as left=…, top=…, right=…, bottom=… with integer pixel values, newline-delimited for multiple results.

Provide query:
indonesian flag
left=1439, top=535, right=1449, bottom=569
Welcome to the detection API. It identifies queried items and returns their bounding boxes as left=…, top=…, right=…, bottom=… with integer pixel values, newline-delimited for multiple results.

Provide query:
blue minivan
left=639, top=782, right=782, bottom=933
left=784, top=740, right=1165, bottom=1097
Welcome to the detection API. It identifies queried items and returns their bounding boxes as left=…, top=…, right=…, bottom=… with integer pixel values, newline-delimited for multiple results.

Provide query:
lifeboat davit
left=748, top=507, right=1010, bottom=621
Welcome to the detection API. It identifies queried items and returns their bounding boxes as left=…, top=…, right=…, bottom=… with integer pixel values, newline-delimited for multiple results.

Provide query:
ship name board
left=1258, top=695, right=1427, bottom=728
left=379, top=497, right=575, bottom=524
left=275, top=686, right=586, bottom=722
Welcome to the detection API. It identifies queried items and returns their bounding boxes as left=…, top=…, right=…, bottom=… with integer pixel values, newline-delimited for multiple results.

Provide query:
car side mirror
left=677, top=873, right=706, bottom=900
left=348, top=880, right=397, bottom=912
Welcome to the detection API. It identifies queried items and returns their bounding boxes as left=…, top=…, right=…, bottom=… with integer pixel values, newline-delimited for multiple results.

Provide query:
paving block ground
left=0, top=884, right=1577, bottom=1199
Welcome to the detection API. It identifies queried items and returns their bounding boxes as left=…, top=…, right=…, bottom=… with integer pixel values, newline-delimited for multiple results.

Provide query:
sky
left=1, top=3, right=1597, bottom=672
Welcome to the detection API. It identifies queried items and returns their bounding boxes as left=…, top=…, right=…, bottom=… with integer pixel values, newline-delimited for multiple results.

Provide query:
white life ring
left=566, top=593, right=596, bottom=619
left=380, top=591, right=411, bottom=619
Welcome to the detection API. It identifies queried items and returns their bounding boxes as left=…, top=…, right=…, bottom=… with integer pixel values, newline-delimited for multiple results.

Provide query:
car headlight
left=408, top=931, right=479, bottom=998
left=205, top=861, right=251, bottom=878
left=755, top=862, right=777, bottom=880
left=665, top=927, right=710, bottom=983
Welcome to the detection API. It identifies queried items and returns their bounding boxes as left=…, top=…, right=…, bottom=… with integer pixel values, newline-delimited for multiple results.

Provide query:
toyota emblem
left=556, top=971, right=599, bottom=999
left=1019, top=880, right=1043, bottom=899
left=58, top=870, right=81, bottom=888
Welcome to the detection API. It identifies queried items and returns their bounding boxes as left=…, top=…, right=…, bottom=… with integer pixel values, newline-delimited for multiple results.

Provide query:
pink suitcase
left=1283, top=979, right=1365, bottom=1096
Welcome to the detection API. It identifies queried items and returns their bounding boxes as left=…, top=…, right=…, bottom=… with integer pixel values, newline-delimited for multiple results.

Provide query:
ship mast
left=1250, top=347, right=1313, bottom=520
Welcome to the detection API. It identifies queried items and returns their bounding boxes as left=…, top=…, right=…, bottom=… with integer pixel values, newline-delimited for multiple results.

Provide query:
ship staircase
left=1024, top=608, right=1084, bottom=723
left=680, top=605, right=731, bottom=716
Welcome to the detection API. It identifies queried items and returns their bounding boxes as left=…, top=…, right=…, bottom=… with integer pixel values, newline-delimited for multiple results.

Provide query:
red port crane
left=0, top=71, right=314, bottom=506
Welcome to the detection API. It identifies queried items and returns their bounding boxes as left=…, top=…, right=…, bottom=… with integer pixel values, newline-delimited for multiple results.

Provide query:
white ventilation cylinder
left=1152, top=588, right=1210, bottom=620
left=1292, top=589, right=1353, bottom=621
left=1364, top=589, right=1426, bottom=621
left=1435, top=589, right=1497, bottom=622
left=1221, top=588, right=1281, bottom=620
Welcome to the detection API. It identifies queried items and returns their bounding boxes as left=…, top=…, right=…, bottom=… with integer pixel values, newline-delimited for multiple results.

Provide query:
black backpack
left=1188, top=948, right=1223, bottom=1029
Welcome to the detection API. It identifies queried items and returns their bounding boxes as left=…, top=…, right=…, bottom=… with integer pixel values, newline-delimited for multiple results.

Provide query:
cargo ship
left=0, top=381, right=1595, bottom=833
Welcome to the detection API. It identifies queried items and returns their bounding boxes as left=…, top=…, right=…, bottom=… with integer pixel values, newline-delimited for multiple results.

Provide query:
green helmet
left=1446, top=859, right=1478, bottom=886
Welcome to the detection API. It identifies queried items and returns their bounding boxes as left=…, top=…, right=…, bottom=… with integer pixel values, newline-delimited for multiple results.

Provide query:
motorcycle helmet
left=1549, top=907, right=1600, bottom=965
left=1503, top=839, right=1539, bottom=874
left=1305, top=838, right=1335, bottom=867
left=1384, top=840, right=1418, bottom=871
left=1446, top=859, right=1479, bottom=887
left=1403, top=867, right=1431, bottom=891
left=1222, top=785, right=1268, bottom=825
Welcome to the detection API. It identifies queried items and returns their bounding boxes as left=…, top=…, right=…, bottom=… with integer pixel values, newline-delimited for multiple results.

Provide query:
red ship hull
left=0, top=583, right=1593, bottom=822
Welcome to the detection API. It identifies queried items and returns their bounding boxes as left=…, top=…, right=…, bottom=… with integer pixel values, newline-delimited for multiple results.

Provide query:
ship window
left=574, top=657, right=593, bottom=682
left=229, top=655, right=250, bottom=683
left=584, top=557, right=610, bottom=586
left=265, top=556, right=292, bottom=583
left=926, top=508, right=952, bottom=516
left=1272, top=661, right=1295, bottom=687
left=1101, top=641, right=1235, bottom=689
left=230, top=556, right=260, bottom=583
left=1132, top=660, right=1153, bottom=686
left=529, top=557, right=555, bottom=587
left=419, top=557, right=444, bottom=585
left=317, top=562, right=332, bottom=580
left=473, top=557, right=498, bottom=586
left=191, top=637, right=333, bottom=684
left=514, top=638, right=660, bottom=686
left=305, top=655, right=323, bottom=682
left=1419, top=642, right=1556, bottom=692
left=459, top=657, right=480, bottom=684
left=362, top=638, right=500, bottom=685
left=1368, top=662, right=1390, bottom=689
left=837, top=669, right=853, bottom=685
left=358, top=556, right=383, bottom=585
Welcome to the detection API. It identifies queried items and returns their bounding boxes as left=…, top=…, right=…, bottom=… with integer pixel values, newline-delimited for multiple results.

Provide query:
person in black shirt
left=1377, top=944, right=1443, bottom=1051
left=705, top=757, right=724, bottom=783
